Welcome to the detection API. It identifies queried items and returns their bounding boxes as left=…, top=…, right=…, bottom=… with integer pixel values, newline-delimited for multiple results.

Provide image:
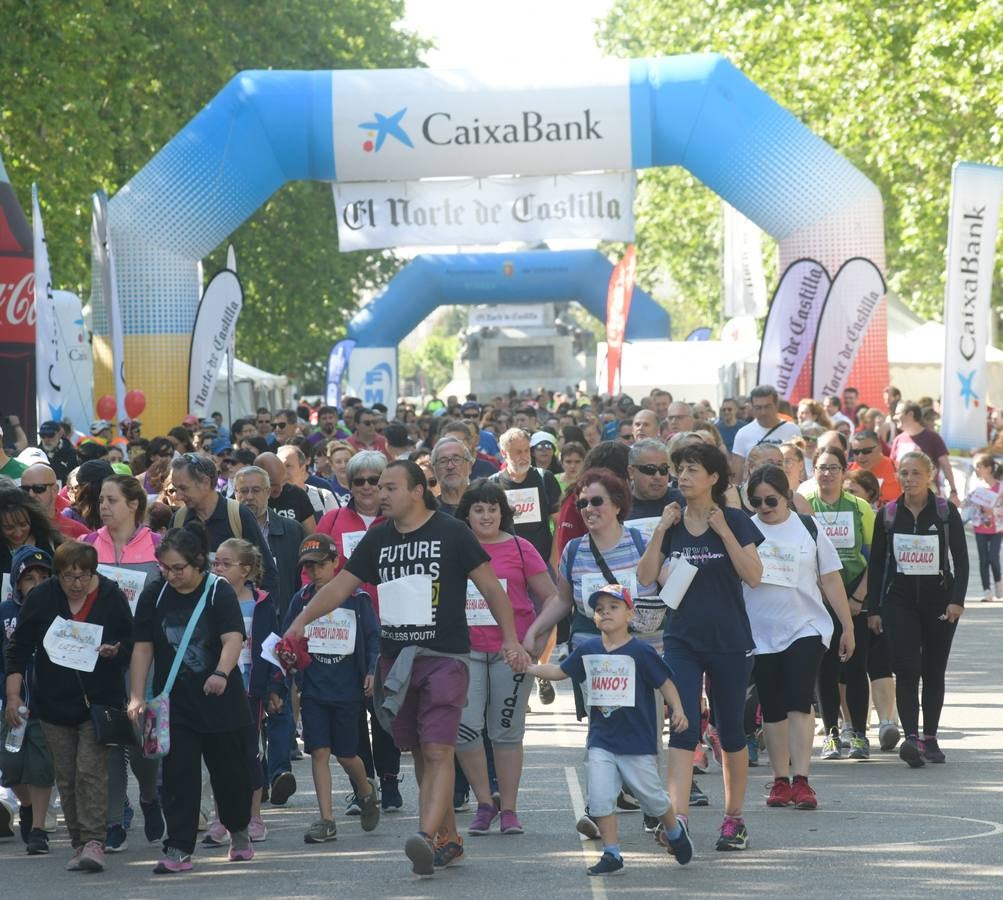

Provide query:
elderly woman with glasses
left=4, top=541, right=133, bottom=873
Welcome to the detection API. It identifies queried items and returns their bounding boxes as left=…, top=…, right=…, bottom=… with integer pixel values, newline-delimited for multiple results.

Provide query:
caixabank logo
left=358, top=108, right=414, bottom=153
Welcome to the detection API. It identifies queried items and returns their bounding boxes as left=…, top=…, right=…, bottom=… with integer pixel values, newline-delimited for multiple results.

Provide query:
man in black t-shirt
left=255, top=452, right=316, bottom=534
left=285, top=460, right=528, bottom=876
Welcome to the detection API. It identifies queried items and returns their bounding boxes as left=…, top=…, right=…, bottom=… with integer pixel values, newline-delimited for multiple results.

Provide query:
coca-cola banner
left=756, top=259, right=831, bottom=401
left=32, top=185, right=66, bottom=425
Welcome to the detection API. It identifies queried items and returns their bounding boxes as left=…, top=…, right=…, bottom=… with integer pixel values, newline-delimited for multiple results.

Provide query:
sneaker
left=766, top=778, right=793, bottom=808
left=746, top=734, right=760, bottom=766
left=290, top=745, right=304, bottom=761
left=848, top=733, right=871, bottom=760
left=576, top=809, right=601, bottom=839
left=404, top=831, right=435, bottom=875
left=153, top=847, right=193, bottom=874
left=104, top=823, right=128, bottom=853
left=0, top=797, right=13, bottom=838
left=616, top=789, right=641, bottom=811
left=921, top=736, right=947, bottom=764
left=381, top=775, right=403, bottom=811
left=122, top=798, right=134, bottom=830
left=270, top=771, right=296, bottom=806
left=839, top=723, right=854, bottom=749
left=878, top=721, right=901, bottom=751
left=587, top=850, right=624, bottom=876
left=201, top=820, right=229, bottom=845
left=554, top=642, right=570, bottom=661
left=657, top=818, right=694, bottom=865
left=791, top=776, right=818, bottom=810
left=499, top=810, right=524, bottom=834
left=537, top=677, right=556, bottom=705
left=228, top=829, right=254, bottom=862
left=820, top=730, right=842, bottom=760
left=899, top=735, right=926, bottom=768
left=643, top=814, right=660, bottom=833
left=304, top=819, right=337, bottom=844
left=248, top=815, right=268, bottom=842
left=468, top=802, right=499, bottom=835
left=705, top=726, right=723, bottom=765
left=358, top=780, right=381, bottom=832
left=65, top=846, right=84, bottom=871
left=692, top=746, right=709, bottom=774
left=140, top=798, right=165, bottom=844
left=690, top=781, right=710, bottom=807
left=345, top=792, right=362, bottom=816
left=453, top=785, right=470, bottom=811
left=78, top=839, right=106, bottom=872
left=26, top=827, right=49, bottom=855
left=715, top=817, right=750, bottom=851
left=433, top=833, right=464, bottom=868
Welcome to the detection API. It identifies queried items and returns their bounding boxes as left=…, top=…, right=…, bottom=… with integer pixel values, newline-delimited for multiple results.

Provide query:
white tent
left=209, top=358, right=292, bottom=421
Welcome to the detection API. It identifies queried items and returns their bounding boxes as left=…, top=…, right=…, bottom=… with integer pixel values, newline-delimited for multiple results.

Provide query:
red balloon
left=96, top=395, right=117, bottom=421
left=125, top=390, right=146, bottom=419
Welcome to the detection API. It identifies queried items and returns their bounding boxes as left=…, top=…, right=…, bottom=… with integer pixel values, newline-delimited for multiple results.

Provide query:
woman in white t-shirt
left=743, top=465, right=854, bottom=812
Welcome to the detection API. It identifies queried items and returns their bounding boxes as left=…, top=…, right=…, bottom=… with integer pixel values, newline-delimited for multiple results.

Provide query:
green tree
left=0, top=0, right=429, bottom=382
left=399, top=333, right=460, bottom=393
left=599, top=1, right=1003, bottom=323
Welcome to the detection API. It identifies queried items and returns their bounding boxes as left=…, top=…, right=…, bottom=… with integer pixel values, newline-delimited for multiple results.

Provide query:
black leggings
left=867, top=630, right=893, bottom=680
left=975, top=533, right=1002, bottom=590
left=817, top=609, right=870, bottom=733
left=754, top=636, right=826, bottom=722
left=882, top=597, right=957, bottom=738
left=358, top=697, right=401, bottom=780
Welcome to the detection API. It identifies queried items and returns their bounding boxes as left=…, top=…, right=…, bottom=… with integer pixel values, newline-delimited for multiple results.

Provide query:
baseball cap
left=210, top=437, right=232, bottom=456
left=460, top=401, right=481, bottom=415
left=39, top=421, right=60, bottom=437
left=11, top=545, right=52, bottom=600
left=77, top=459, right=115, bottom=486
left=587, top=583, right=633, bottom=611
left=111, top=462, right=133, bottom=476
left=383, top=423, right=414, bottom=447
left=90, top=419, right=112, bottom=435
left=529, top=431, right=556, bottom=449
left=17, top=447, right=48, bottom=466
left=298, top=533, right=339, bottom=564
left=120, top=417, right=141, bottom=430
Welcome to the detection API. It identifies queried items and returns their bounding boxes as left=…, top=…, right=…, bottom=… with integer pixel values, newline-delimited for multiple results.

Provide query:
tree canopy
left=0, top=0, right=428, bottom=389
left=599, top=0, right=1003, bottom=327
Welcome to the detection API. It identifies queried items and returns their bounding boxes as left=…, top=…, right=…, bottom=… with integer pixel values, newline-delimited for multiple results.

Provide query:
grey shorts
left=456, top=650, right=534, bottom=747
left=587, top=747, right=670, bottom=818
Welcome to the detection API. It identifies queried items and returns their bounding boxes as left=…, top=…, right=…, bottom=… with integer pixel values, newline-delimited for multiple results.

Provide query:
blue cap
left=10, top=546, right=52, bottom=601
left=210, top=437, right=232, bottom=456
left=586, top=583, right=633, bottom=611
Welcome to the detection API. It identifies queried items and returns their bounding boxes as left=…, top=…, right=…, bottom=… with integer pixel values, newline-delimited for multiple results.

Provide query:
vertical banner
left=722, top=202, right=768, bottom=318
left=347, top=347, right=397, bottom=411
left=810, top=258, right=886, bottom=403
left=188, top=269, right=243, bottom=417
left=224, top=246, right=237, bottom=425
left=91, top=190, right=127, bottom=418
left=53, top=290, right=93, bottom=434
left=326, top=339, right=355, bottom=408
left=31, top=185, right=65, bottom=425
left=757, top=259, right=831, bottom=401
left=941, top=162, right=1003, bottom=449
left=605, top=244, right=637, bottom=395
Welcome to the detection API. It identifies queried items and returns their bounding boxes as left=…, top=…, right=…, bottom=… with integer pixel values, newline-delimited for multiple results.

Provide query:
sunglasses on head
left=748, top=495, right=781, bottom=508
left=635, top=463, right=670, bottom=477
left=576, top=496, right=606, bottom=510
left=352, top=476, right=381, bottom=487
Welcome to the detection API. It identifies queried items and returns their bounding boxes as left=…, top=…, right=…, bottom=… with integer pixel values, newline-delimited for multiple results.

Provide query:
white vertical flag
left=92, top=190, right=127, bottom=419
left=723, top=202, right=768, bottom=318
left=31, top=185, right=65, bottom=423
left=53, top=290, right=94, bottom=433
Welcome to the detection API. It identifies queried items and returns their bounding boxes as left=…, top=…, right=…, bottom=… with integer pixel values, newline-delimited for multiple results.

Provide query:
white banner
left=757, top=259, right=831, bottom=401
left=469, top=305, right=545, bottom=329
left=941, top=162, right=1003, bottom=449
left=811, top=258, right=886, bottom=400
left=334, top=172, right=634, bottom=251
left=722, top=202, right=767, bottom=318
left=91, top=191, right=127, bottom=417
left=188, top=269, right=243, bottom=417
left=31, top=185, right=66, bottom=425
left=332, top=63, right=632, bottom=182
left=53, top=290, right=93, bottom=435
left=347, top=346, right=397, bottom=412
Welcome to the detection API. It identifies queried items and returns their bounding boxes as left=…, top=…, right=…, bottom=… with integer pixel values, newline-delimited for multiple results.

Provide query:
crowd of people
left=0, top=379, right=989, bottom=877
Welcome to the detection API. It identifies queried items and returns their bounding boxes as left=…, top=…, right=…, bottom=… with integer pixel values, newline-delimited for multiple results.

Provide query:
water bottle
left=4, top=706, right=29, bottom=752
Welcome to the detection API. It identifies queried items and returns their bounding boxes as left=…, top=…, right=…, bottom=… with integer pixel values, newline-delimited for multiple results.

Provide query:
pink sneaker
left=248, top=815, right=268, bottom=842
left=467, top=802, right=499, bottom=835
left=78, top=840, right=106, bottom=872
left=228, top=829, right=255, bottom=862
left=65, top=846, right=84, bottom=871
left=705, top=726, right=723, bottom=765
left=201, top=820, right=229, bottom=845
left=499, top=810, right=524, bottom=834
left=153, top=848, right=193, bottom=874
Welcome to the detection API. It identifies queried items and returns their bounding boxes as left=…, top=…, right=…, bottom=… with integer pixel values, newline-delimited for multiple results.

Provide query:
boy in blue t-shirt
left=529, top=584, right=693, bottom=876
left=282, top=535, right=381, bottom=845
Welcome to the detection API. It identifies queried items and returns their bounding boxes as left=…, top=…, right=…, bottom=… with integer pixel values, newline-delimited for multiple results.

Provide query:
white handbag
left=659, top=552, right=698, bottom=610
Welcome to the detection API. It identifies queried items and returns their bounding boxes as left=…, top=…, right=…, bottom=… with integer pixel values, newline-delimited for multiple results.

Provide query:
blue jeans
left=264, top=701, right=294, bottom=784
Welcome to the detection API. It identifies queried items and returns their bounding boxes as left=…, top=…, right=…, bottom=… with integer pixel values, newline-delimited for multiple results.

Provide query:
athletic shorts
left=301, top=699, right=362, bottom=758
left=587, top=747, right=670, bottom=818
left=379, top=655, right=469, bottom=750
left=753, top=635, right=826, bottom=722
left=0, top=718, right=55, bottom=788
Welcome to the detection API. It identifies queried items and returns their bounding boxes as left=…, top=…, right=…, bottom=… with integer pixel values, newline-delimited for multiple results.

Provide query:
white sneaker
left=839, top=723, right=854, bottom=749
left=0, top=796, right=15, bottom=838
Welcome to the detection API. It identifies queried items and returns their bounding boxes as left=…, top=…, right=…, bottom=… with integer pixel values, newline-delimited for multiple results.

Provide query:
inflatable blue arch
left=94, top=53, right=884, bottom=431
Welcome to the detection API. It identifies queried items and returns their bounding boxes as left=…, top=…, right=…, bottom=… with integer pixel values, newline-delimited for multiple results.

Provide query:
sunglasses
left=21, top=483, right=55, bottom=494
left=851, top=446, right=878, bottom=455
left=576, top=496, right=606, bottom=510
left=748, top=495, right=781, bottom=509
left=352, top=476, right=381, bottom=487
left=634, top=463, right=670, bottom=477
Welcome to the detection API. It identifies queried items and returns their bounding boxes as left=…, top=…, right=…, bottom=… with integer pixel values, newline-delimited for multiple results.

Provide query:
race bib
left=240, top=615, right=253, bottom=668
left=893, top=534, right=939, bottom=576
left=378, top=574, right=434, bottom=627
left=623, top=517, right=661, bottom=546
left=341, top=530, right=366, bottom=560
left=815, top=511, right=855, bottom=549
left=96, top=565, right=147, bottom=616
left=307, top=608, right=357, bottom=656
left=579, top=570, right=638, bottom=608
left=583, top=653, right=636, bottom=710
left=506, top=488, right=542, bottom=525
left=465, top=578, right=506, bottom=626
left=758, top=541, right=800, bottom=588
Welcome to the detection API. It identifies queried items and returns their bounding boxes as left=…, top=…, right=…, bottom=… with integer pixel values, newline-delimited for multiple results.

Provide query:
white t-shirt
left=731, top=419, right=802, bottom=459
left=743, top=513, right=842, bottom=655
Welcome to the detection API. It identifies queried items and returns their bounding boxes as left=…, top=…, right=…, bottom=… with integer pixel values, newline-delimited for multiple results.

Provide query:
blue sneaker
left=105, top=823, right=128, bottom=853
left=657, top=818, right=694, bottom=865
left=588, top=851, right=624, bottom=876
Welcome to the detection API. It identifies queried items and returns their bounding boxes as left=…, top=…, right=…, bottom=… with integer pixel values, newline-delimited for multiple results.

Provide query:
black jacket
left=262, top=511, right=305, bottom=624
left=4, top=574, right=133, bottom=725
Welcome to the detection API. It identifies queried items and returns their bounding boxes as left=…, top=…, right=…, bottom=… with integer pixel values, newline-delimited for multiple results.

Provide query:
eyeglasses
left=58, top=571, right=93, bottom=584
left=851, top=446, right=878, bottom=455
left=748, top=495, right=781, bottom=509
left=634, top=463, right=670, bottom=477
left=237, top=485, right=266, bottom=495
left=21, top=483, right=56, bottom=494
left=576, top=496, right=606, bottom=510
left=157, top=562, right=191, bottom=577
left=435, top=455, right=468, bottom=468
left=352, top=476, right=381, bottom=487
left=273, top=422, right=288, bottom=430
left=815, top=465, right=844, bottom=475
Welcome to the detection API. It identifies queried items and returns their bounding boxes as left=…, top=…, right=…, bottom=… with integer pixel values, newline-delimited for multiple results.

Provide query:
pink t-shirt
left=469, top=535, right=547, bottom=653
left=972, top=481, right=1003, bottom=535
